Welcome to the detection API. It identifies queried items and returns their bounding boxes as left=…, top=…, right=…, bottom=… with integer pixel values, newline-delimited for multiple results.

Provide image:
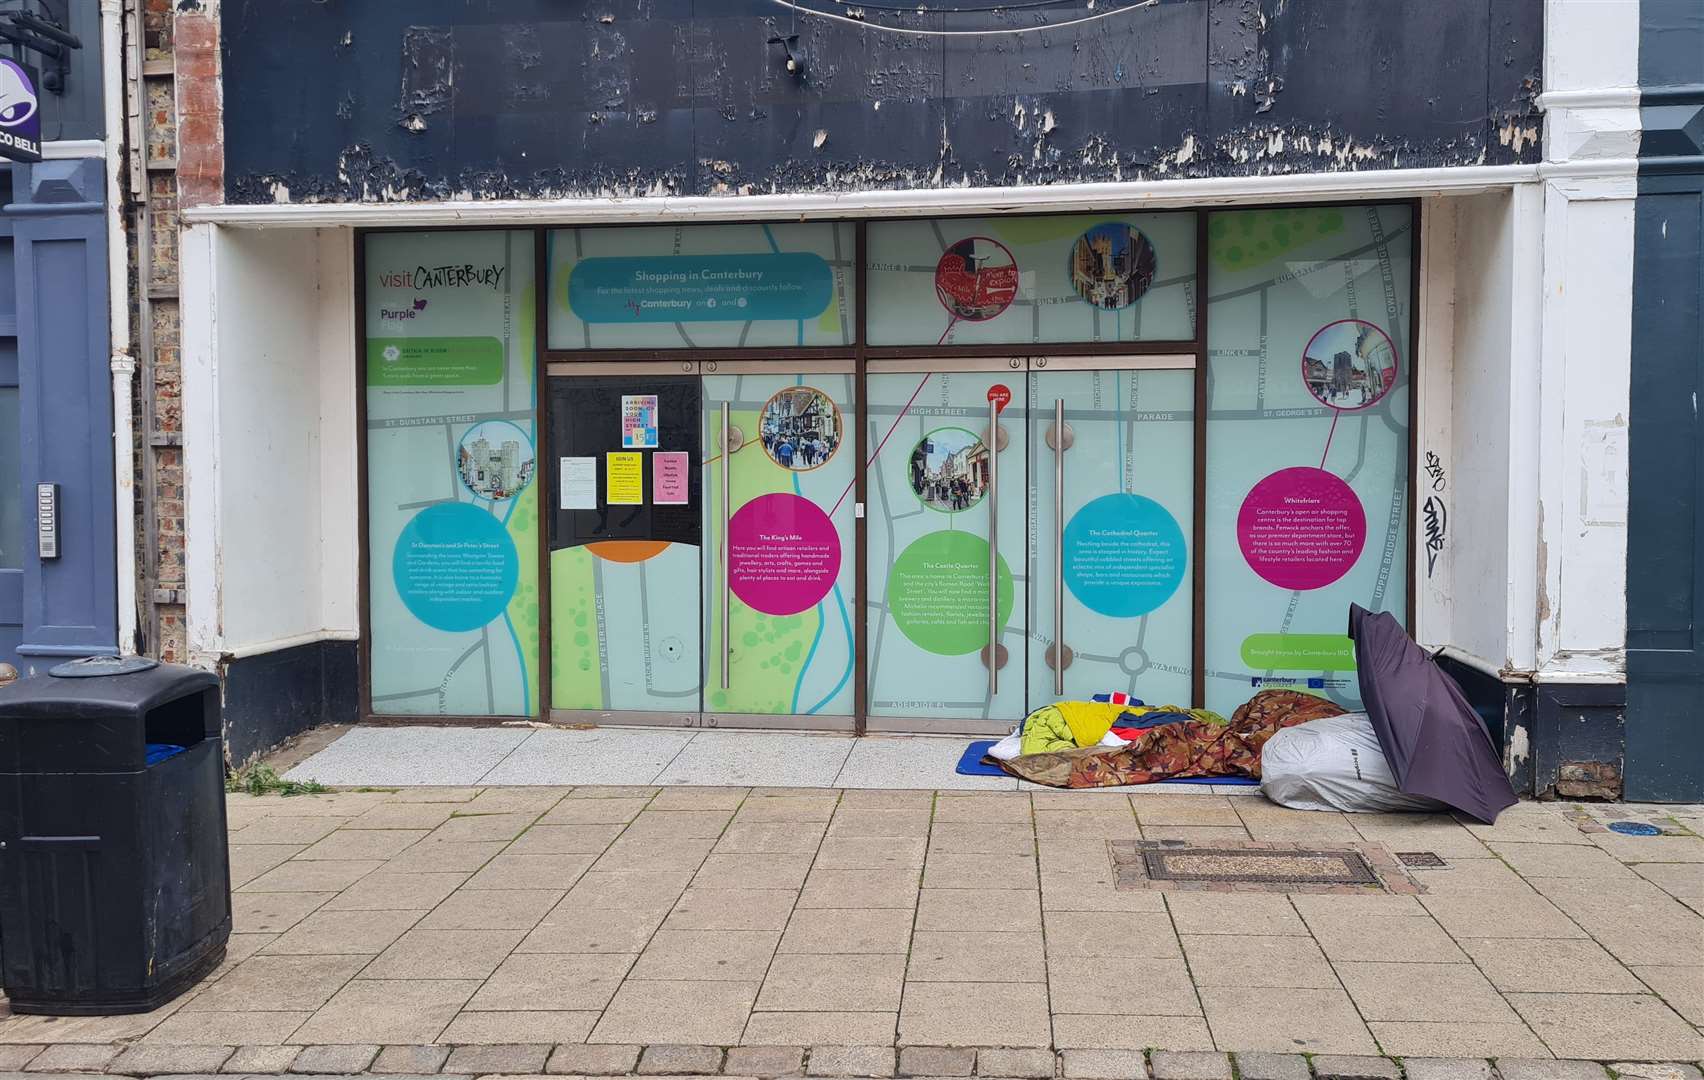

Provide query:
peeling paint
left=223, top=2, right=1546, bottom=205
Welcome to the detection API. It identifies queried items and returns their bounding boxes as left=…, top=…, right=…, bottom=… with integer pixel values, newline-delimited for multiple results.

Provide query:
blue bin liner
left=145, top=743, right=186, bottom=766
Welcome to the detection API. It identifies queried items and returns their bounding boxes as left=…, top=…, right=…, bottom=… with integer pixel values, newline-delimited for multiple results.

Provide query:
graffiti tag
left=1422, top=495, right=1447, bottom=578
left=1423, top=450, right=1447, bottom=491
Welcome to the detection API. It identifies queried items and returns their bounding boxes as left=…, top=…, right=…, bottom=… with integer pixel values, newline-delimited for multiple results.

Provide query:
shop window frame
left=352, top=201, right=1421, bottom=729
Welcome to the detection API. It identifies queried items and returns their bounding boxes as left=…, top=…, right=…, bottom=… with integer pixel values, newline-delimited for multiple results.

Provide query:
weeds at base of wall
left=225, top=763, right=328, bottom=797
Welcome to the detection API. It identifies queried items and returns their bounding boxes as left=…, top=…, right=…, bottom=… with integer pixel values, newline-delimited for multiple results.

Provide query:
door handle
left=987, top=396, right=999, bottom=699
left=1054, top=398, right=1065, bottom=696
left=720, top=401, right=732, bottom=691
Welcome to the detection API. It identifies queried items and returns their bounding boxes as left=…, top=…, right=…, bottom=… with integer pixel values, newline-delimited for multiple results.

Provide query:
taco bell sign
left=0, top=59, right=42, bottom=164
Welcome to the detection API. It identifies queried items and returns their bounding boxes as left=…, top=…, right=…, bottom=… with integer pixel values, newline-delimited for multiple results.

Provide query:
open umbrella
left=1348, top=604, right=1517, bottom=824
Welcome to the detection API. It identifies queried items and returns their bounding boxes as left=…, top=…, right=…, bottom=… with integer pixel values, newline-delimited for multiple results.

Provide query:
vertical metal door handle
left=987, top=397, right=999, bottom=699
left=1054, top=398, right=1065, bottom=697
left=721, top=401, right=732, bottom=691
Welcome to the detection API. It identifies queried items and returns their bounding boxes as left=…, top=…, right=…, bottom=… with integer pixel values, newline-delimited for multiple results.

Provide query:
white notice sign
left=560, top=456, right=596, bottom=510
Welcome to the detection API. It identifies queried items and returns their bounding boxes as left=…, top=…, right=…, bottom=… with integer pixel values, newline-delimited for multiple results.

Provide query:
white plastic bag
left=1260, top=712, right=1447, bottom=814
left=986, top=730, right=1024, bottom=761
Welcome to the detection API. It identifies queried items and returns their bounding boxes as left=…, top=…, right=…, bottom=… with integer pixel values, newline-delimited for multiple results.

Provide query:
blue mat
left=957, top=740, right=1009, bottom=776
left=956, top=739, right=1258, bottom=786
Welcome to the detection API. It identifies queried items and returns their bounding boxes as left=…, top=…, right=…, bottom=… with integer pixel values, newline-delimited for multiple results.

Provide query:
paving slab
left=899, top=983, right=1052, bottom=1048
left=1148, top=1051, right=1231, bottom=1079
left=24, top=1044, right=123, bottom=1072
left=973, top=1048, right=1055, bottom=1078
left=1492, top=1062, right=1607, bottom=1080
left=1059, top=1049, right=1148, bottom=1079
left=284, top=727, right=530, bottom=786
left=543, top=1043, right=643, bottom=1075
left=591, top=981, right=760, bottom=1046
left=442, top=1044, right=551, bottom=1074
left=109, top=1046, right=235, bottom=1075
left=1050, top=1015, right=1213, bottom=1052
left=1309, top=1057, right=1400, bottom=1080
left=740, top=1014, right=897, bottom=1048
left=1607, top=1065, right=1704, bottom=1080
left=1230, top=1053, right=1309, bottom=1080
left=219, top=1045, right=303, bottom=1074
left=435, top=1011, right=600, bottom=1044
left=725, top=1046, right=806, bottom=1077
left=656, top=733, right=854, bottom=788
left=896, top=1046, right=975, bottom=1077
left=1508, top=992, right=1704, bottom=1060
left=806, top=1046, right=895, bottom=1077
left=1397, top=1060, right=1493, bottom=1080
left=287, top=1045, right=378, bottom=1074
left=1196, top=987, right=1376, bottom=1055
left=836, top=737, right=1016, bottom=791
left=369, top=1046, right=450, bottom=1075
left=0, top=1050, right=41, bottom=1072
left=757, top=953, right=907, bottom=1012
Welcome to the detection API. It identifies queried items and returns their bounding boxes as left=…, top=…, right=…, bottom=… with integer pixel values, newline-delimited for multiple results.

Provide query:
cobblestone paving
left=0, top=786, right=1700, bottom=1073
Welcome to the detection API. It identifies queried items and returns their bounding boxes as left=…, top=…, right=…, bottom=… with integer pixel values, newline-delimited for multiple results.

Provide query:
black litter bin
left=0, top=657, right=231, bottom=1014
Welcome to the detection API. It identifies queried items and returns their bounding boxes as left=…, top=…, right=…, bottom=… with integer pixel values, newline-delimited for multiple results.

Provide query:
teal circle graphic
left=1063, top=493, right=1186, bottom=617
left=393, top=502, right=519, bottom=632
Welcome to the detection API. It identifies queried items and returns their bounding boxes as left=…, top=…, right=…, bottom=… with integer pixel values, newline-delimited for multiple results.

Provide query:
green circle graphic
left=887, top=530, right=1014, bottom=656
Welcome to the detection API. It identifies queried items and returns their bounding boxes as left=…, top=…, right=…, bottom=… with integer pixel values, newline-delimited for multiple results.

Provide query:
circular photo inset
left=1069, top=222, right=1158, bottom=311
left=934, top=236, right=1020, bottom=323
left=457, top=420, right=535, bottom=501
left=909, top=427, right=991, bottom=513
left=1302, top=319, right=1399, bottom=411
left=759, top=386, right=843, bottom=471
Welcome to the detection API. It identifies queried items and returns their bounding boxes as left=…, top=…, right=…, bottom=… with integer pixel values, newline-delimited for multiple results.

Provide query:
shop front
left=360, top=205, right=1415, bottom=734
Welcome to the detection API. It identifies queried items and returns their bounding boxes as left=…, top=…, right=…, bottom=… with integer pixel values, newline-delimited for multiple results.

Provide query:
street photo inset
left=760, top=386, right=843, bottom=471
left=909, top=427, right=991, bottom=513
left=1069, top=222, right=1158, bottom=311
left=457, top=420, right=535, bottom=501
left=934, top=236, right=1020, bottom=322
left=1302, top=319, right=1399, bottom=410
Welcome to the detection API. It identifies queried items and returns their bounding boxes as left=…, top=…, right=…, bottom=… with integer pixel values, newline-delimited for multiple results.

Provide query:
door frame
left=860, top=355, right=1198, bottom=736
left=544, top=357, right=861, bottom=733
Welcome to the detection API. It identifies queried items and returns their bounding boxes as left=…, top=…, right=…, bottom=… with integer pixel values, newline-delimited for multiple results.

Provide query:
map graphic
left=1203, top=205, right=1412, bottom=715
left=365, top=230, right=540, bottom=717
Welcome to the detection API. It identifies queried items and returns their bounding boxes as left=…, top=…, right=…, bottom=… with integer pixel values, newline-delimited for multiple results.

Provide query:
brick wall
left=137, top=0, right=221, bottom=662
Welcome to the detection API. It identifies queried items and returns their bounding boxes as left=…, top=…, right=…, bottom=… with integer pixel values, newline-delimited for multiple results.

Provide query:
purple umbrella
left=1348, top=604, right=1517, bottom=825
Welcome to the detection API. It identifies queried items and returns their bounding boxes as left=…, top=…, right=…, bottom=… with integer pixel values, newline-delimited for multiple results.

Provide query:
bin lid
left=50, top=656, right=160, bottom=678
left=0, top=660, right=219, bottom=720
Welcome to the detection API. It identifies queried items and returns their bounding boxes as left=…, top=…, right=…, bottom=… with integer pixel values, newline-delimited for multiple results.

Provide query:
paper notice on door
left=621, top=394, right=659, bottom=449
left=653, top=451, right=689, bottom=505
left=559, top=456, right=596, bottom=510
left=606, top=451, right=644, bottom=505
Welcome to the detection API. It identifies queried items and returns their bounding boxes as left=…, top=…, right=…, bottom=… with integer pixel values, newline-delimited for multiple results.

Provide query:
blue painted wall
left=1625, top=0, right=1704, bottom=801
left=0, top=156, right=117, bottom=675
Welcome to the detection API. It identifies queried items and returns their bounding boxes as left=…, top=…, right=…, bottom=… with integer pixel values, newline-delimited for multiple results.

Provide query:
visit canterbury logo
left=377, top=264, right=506, bottom=290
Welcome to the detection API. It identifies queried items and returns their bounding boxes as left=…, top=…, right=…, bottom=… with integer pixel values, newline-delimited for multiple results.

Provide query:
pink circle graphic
left=1236, top=467, right=1367, bottom=590
left=728, top=493, right=841, bottom=616
left=1301, top=318, right=1399, bottom=412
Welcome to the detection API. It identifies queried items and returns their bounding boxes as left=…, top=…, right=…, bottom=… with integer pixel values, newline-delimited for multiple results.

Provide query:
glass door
left=865, top=359, right=1028, bottom=733
left=701, top=362, right=857, bottom=728
left=547, top=365, right=704, bottom=721
left=1028, top=357, right=1196, bottom=712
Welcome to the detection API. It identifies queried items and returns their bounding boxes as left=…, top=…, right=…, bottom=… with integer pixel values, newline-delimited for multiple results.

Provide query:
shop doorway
left=865, top=356, right=1195, bottom=734
left=546, top=361, right=857, bottom=731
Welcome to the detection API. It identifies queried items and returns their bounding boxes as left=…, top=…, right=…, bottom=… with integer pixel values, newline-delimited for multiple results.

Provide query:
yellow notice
left=606, top=452, right=644, bottom=505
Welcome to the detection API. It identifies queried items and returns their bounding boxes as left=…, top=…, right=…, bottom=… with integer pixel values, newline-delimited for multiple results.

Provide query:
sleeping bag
left=1260, top=712, right=1448, bottom=814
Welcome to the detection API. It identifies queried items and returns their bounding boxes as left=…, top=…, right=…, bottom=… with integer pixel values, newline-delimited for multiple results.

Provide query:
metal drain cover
left=1137, top=846, right=1382, bottom=886
left=1396, top=851, right=1447, bottom=867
